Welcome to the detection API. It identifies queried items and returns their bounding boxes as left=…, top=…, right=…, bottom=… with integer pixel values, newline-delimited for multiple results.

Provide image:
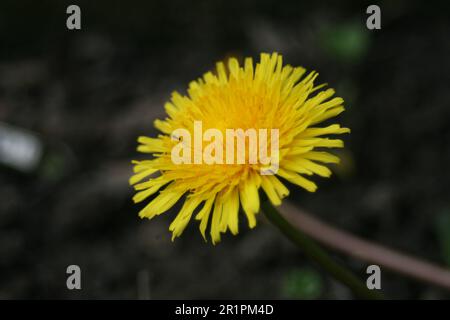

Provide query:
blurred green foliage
left=321, top=22, right=370, bottom=63
left=281, top=268, right=323, bottom=299
left=40, top=151, right=68, bottom=181
left=435, top=210, right=450, bottom=266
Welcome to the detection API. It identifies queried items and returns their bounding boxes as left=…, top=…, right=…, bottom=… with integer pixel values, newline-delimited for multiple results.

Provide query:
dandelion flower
left=130, top=52, right=349, bottom=244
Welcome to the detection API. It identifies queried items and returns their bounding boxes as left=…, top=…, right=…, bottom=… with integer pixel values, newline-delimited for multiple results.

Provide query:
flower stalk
left=262, top=201, right=383, bottom=300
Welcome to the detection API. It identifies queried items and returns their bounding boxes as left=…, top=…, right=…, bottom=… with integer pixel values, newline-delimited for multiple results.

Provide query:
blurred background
left=0, top=0, right=449, bottom=299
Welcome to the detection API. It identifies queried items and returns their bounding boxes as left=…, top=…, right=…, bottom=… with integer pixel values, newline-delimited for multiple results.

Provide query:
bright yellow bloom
left=130, top=52, right=349, bottom=244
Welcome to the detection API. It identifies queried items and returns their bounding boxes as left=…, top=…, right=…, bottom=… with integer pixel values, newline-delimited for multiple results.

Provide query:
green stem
left=262, top=201, right=383, bottom=300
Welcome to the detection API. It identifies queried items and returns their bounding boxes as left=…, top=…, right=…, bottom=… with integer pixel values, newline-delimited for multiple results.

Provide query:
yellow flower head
left=130, top=52, right=349, bottom=244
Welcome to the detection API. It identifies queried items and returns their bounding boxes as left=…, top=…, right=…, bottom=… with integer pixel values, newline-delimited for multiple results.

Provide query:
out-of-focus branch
left=279, top=201, right=450, bottom=291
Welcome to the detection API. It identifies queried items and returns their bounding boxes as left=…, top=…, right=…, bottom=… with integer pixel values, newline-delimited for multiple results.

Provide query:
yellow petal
left=286, top=146, right=314, bottom=156
left=129, top=168, right=158, bottom=185
left=220, top=187, right=239, bottom=235
left=153, top=119, right=172, bottom=134
left=299, top=125, right=350, bottom=138
left=195, top=196, right=215, bottom=241
left=285, top=158, right=332, bottom=177
left=267, top=175, right=289, bottom=199
left=216, top=62, right=228, bottom=84
left=210, top=195, right=223, bottom=245
left=239, top=172, right=260, bottom=228
left=138, top=184, right=185, bottom=219
left=281, top=159, right=313, bottom=175
left=261, top=175, right=282, bottom=206
left=132, top=160, right=156, bottom=173
left=228, top=58, right=240, bottom=79
left=303, top=151, right=340, bottom=164
left=278, top=169, right=317, bottom=192
left=132, top=178, right=169, bottom=203
left=169, top=196, right=203, bottom=241
left=312, top=106, right=345, bottom=125
left=292, top=138, right=344, bottom=149
left=137, top=136, right=165, bottom=153
left=164, top=102, right=178, bottom=118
